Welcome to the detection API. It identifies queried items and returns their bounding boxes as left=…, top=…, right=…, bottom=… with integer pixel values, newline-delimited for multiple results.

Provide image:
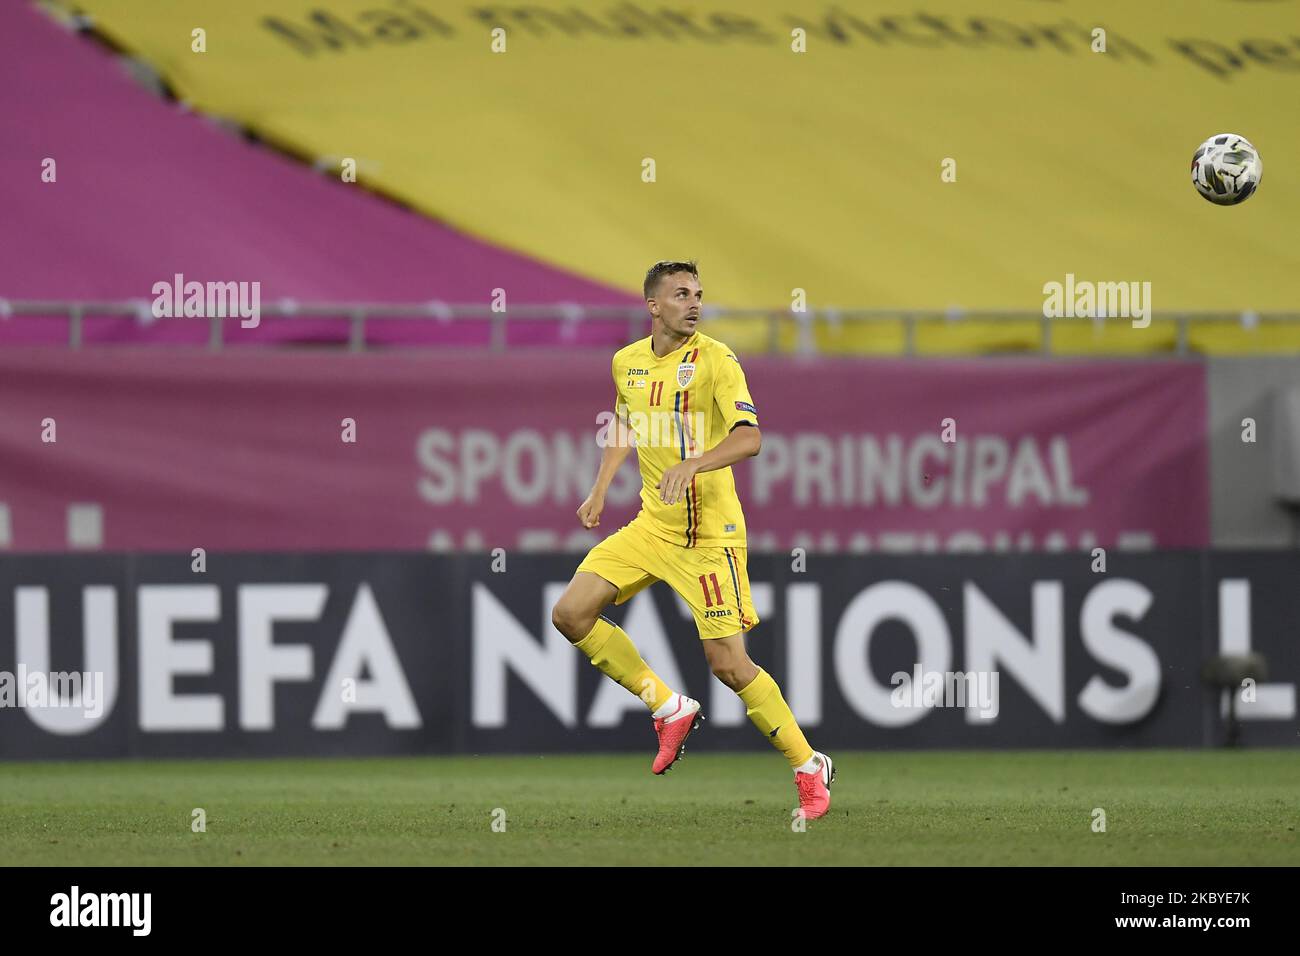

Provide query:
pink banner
left=0, top=350, right=1208, bottom=553
left=0, top=3, right=635, bottom=347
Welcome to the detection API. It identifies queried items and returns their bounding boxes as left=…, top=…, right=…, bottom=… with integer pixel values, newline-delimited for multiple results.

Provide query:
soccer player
left=550, top=260, right=834, bottom=819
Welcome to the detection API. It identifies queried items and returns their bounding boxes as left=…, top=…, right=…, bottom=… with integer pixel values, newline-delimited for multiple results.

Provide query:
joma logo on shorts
left=704, top=609, right=732, bottom=618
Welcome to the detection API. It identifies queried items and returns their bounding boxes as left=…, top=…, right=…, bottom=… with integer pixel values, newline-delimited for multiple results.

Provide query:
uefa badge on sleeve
left=676, top=362, right=695, bottom=388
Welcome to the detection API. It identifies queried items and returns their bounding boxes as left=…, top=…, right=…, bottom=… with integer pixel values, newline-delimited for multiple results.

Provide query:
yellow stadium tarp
left=58, top=0, right=1300, bottom=315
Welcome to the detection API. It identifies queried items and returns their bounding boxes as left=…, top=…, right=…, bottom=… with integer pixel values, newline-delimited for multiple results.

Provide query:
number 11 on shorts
left=698, top=573, right=723, bottom=607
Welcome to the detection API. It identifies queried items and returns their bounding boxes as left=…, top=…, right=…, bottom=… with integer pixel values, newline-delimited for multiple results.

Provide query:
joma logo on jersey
left=625, top=367, right=649, bottom=376
left=704, top=608, right=733, bottom=618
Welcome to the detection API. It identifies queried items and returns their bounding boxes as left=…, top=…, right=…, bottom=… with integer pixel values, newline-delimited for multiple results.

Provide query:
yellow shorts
left=576, top=518, right=758, bottom=640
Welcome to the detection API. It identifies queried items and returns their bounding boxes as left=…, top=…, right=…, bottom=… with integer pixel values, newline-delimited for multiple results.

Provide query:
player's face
left=650, top=273, right=702, bottom=336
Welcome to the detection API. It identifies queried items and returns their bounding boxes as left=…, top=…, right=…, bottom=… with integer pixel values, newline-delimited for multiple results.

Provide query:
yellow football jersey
left=610, top=330, right=758, bottom=548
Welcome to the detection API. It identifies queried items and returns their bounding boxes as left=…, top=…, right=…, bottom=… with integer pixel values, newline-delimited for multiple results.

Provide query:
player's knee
left=550, top=601, right=575, bottom=639
left=551, top=598, right=595, bottom=643
left=709, top=661, right=746, bottom=690
left=708, top=649, right=759, bottom=690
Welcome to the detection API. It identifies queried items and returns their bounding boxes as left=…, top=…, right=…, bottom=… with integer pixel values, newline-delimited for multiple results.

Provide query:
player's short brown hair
left=643, top=260, right=699, bottom=300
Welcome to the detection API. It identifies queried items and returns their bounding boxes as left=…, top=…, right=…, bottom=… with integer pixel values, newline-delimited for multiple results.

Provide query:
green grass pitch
left=2, top=750, right=1297, bottom=866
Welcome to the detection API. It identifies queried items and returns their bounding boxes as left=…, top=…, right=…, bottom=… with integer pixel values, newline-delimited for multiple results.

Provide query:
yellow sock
left=738, top=669, right=815, bottom=769
left=574, top=617, right=673, bottom=712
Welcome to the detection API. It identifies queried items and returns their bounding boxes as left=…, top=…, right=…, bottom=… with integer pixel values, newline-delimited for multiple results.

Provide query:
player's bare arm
left=657, top=423, right=761, bottom=505
left=577, top=418, right=634, bottom=527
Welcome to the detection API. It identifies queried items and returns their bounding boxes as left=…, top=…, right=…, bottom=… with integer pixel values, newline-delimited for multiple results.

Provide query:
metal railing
left=2, top=300, right=1298, bottom=356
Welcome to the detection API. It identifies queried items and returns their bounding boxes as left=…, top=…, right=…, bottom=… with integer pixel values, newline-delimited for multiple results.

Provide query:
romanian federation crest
left=676, top=362, right=696, bottom=388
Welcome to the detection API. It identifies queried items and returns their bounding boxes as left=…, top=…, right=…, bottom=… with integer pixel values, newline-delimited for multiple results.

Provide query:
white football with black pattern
left=1191, top=133, right=1262, bottom=206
